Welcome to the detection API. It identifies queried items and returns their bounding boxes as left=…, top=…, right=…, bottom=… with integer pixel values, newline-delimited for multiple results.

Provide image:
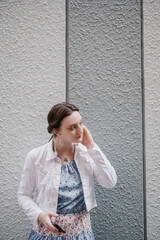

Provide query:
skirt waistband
left=34, top=210, right=91, bottom=237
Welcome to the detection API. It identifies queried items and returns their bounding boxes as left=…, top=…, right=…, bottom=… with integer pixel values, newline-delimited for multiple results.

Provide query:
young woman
left=18, top=102, right=117, bottom=240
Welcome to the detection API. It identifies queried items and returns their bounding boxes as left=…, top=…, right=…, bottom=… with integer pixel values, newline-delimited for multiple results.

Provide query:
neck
left=53, top=138, right=74, bottom=164
left=54, top=138, right=73, bottom=154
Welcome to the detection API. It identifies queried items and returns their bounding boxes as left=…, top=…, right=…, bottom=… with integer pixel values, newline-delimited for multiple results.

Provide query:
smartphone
left=53, top=223, right=66, bottom=233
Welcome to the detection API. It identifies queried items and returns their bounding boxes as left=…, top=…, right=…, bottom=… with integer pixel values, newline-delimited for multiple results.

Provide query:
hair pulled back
left=47, top=102, right=79, bottom=136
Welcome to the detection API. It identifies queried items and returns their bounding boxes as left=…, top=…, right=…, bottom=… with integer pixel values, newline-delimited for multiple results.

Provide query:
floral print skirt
left=30, top=210, right=94, bottom=240
left=28, top=228, right=94, bottom=240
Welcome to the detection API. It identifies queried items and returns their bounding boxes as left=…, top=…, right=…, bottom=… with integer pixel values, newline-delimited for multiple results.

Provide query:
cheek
left=70, top=131, right=77, bottom=137
left=63, top=130, right=75, bottom=137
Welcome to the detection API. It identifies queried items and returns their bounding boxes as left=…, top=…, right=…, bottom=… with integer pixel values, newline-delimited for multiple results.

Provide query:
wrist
left=86, top=142, right=95, bottom=149
left=38, top=212, right=45, bottom=222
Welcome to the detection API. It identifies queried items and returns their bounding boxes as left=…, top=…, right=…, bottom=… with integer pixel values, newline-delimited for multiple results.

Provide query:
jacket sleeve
left=87, top=143, right=117, bottom=188
left=17, top=151, right=43, bottom=228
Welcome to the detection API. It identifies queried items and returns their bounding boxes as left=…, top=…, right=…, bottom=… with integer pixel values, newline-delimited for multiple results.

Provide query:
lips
left=77, top=134, right=83, bottom=138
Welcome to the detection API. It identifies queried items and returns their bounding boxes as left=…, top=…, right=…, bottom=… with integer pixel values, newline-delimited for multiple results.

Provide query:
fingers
left=38, top=212, right=60, bottom=233
left=82, top=125, right=92, bottom=139
left=82, top=125, right=89, bottom=135
left=45, top=220, right=59, bottom=233
left=48, top=212, right=59, bottom=218
left=47, top=212, right=59, bottom=233
left=82, top=125, right=88, bottom=131
left=81, top=125, right=95, bottom=149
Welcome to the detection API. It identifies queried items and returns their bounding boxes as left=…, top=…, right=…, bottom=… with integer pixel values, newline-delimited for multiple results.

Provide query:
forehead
left=61, top=111, right=82, bottom=126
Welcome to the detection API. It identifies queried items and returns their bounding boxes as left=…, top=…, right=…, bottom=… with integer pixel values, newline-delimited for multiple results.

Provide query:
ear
left=52, top=128, right=59, bottom=136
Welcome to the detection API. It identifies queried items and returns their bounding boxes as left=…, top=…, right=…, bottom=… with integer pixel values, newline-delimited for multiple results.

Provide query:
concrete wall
left=0, top=0, right=65, bottom=239
left=1, top=0, right=160, bottom=239
left=144, top=0, right=160, bottom=239
left=68, top=1, right=143, bottom=239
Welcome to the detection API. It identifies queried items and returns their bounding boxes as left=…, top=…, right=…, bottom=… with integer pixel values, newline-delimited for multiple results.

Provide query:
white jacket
left=18, top=140, right=117, bottom=228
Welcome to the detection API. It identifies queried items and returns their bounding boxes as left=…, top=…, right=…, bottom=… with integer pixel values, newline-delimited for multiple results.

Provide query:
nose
left=77, top=124, right=83, bottom=134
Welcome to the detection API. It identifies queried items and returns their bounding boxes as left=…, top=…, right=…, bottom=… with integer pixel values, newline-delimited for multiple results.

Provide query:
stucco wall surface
left=0, top=1, right=65, bottom=239
left=144, top=1, right=160, bottom=239
left=68, top=1, right=143, bottom=239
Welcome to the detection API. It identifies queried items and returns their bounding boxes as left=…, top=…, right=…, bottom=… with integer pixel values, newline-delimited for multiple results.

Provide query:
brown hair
left=47, top=102, right=79, bottom=136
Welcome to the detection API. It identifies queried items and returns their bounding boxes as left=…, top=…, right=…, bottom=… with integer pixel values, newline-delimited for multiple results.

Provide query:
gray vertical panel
left=0, top=0, right=65, bottom=239
left=144, top=0, right=160, bottom=239
left=68, top=1, right=143, bottom=239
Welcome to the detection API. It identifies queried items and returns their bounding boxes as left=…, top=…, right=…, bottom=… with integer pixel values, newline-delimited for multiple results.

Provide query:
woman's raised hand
left=81, top=125, right=95, bottom=149
left=38, top=212, right=59, bottom=233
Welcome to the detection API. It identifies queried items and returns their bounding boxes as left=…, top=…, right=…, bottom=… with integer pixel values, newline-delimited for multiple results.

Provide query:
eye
left=70, top=126, right=76, bottom=130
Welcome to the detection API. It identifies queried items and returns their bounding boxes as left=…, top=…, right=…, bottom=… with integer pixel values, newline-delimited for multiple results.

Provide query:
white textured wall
left=0, top=1, right=65, bottom=239
left=144, top=0, right=160, bottom=239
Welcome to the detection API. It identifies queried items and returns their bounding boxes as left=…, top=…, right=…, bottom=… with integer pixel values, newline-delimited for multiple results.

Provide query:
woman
left=18, top=102, right=117, bottom=240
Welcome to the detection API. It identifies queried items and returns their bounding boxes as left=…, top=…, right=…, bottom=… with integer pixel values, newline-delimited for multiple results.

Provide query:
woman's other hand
left=81, top=125, right=95, bottom=149
left=38, top=212, right=60, bottom=233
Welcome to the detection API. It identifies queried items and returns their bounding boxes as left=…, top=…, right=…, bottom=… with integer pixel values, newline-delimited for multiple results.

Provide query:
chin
left=75, top=138, right=82, bottom=143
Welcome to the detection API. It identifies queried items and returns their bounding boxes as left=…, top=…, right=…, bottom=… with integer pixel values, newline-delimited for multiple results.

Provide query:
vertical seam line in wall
left=65, top=0, right=69, bottom=102
left=141, top=0, right=147, bottom=239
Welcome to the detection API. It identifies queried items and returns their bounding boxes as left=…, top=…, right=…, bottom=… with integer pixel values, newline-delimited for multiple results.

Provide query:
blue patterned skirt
left=28, top=228, right=94, bottom=240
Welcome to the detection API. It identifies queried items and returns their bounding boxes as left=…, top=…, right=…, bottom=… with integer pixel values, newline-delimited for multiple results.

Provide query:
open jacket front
left=18, top=139, right=117, bottom=228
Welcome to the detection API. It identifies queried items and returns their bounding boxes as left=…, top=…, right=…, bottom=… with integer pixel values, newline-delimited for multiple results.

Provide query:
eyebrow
left=68, top=119, right=82, bottom=127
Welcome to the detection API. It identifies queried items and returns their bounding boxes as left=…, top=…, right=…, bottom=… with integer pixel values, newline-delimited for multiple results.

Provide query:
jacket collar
left=74, top=143, right=88, bottom=158
left=45, top=139, right=57, bottom=161
left=45, top=139, right=88, bottom=161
